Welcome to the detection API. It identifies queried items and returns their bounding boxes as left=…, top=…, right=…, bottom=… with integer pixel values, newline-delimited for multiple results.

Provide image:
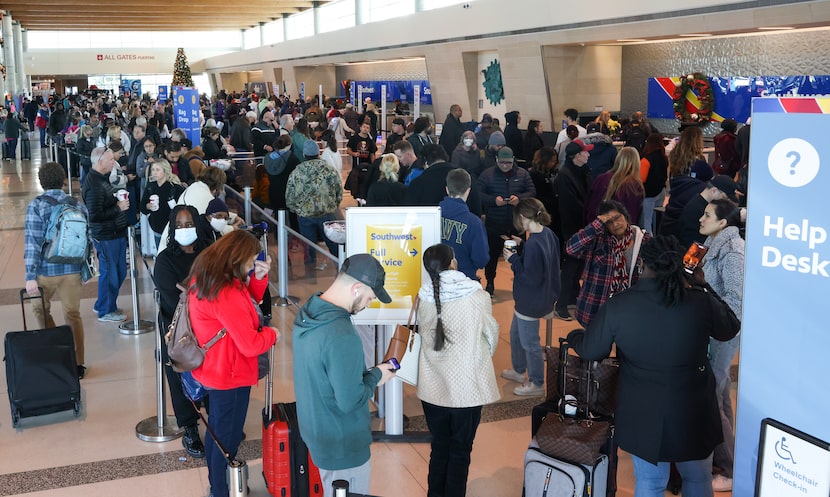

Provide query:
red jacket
left=190, top=276, right=276, bottom=390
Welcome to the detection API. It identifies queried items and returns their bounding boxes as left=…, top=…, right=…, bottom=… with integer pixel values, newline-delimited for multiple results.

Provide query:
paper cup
left=116, top=189, right=129, bottom=202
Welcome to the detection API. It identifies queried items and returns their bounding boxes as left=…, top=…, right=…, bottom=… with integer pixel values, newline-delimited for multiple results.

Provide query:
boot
left=182, top=424, right=205, bottom=458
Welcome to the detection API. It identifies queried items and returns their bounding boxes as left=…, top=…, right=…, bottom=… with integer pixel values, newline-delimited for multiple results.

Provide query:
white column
left=313, top=1, right=321, bottom=35
left=2, top=13, right=17, bottom=97
left=259, top=22, right=265, bottom=47
left=283, top=14, right=290, bottom=41
left=13, top=21, right=25, bottom=97
left=355, top=0, right=365, bottom=26
left=414, top=0, right=426, bottom=12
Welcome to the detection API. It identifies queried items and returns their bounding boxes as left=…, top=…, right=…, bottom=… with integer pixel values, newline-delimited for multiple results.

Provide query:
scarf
left=609, top=226, right=635, bottom=294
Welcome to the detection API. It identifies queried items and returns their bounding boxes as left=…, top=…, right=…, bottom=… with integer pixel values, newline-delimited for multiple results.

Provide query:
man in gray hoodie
left=293, top=254, right=396, bottom=494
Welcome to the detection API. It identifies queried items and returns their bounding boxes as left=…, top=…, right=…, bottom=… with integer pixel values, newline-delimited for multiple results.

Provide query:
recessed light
left=617, top=39, right=648, bottom=42
left=758, top=26, right=795, bottom=30
left=679, top=33, right=712, bottom=37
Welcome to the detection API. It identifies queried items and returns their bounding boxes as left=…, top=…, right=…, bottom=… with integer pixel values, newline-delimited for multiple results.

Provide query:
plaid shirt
left=24, top=190, right=87, bottom=281
left=566, top=218, right=650, bottom=326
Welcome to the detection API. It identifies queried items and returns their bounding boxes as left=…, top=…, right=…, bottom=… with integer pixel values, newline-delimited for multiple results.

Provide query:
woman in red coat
left=188, top=230, right=278, bottom=497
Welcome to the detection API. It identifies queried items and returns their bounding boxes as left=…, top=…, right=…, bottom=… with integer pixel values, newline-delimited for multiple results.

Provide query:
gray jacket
left=703, top=226, right=745, bottom=319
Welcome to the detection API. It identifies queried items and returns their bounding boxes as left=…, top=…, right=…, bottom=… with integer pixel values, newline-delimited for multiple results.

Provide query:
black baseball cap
left=392, top=117, right=405, bottom=126
left=342, top=254, right=392, bottom=303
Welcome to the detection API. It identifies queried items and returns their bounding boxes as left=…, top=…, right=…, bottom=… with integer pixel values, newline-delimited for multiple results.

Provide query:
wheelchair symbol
left=775, top=437, right=796, bottom=465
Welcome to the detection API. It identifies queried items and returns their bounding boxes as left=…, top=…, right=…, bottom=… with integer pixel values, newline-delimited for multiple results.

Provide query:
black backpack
left=625, top=124, right=648, bottom=153
left=345, top=162, right=372, bottom=200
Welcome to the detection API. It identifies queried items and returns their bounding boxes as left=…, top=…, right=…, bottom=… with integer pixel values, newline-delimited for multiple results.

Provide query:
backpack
left=345, top=162, right=372, bottom=200
left=625, top=124, right=648, bottom=153
left=39, top=195, right=90, bottom=265
left=165, top=285, right=227, bottom=373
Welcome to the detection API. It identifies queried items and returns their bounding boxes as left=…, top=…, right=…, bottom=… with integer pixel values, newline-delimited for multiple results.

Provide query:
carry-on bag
left=544, top=337, right=619, bottom=418
left=262, top=345, right=323, bottom=497
left=524, top=439, right=608, bottom=497
left=5, top=289, right=82, bottom=427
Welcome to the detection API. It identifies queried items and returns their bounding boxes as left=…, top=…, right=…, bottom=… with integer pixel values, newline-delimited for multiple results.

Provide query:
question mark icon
left=787, top=151, right=801, bottom=175
left=768, top=138, right=819, bottom=188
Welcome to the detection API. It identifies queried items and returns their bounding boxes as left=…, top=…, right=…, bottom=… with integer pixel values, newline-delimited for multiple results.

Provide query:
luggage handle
left=557, top=336, right=597, bottom=423
left=20, top=288, right=46, bottom=332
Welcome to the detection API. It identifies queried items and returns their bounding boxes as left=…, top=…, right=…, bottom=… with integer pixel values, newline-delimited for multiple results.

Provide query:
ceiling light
left=758, top=26, right=795, bottom=30
left=679, top=33, right=712, bottom=37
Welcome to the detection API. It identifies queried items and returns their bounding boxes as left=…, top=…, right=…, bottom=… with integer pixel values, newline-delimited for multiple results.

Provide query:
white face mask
left=174, top=227, right=198, bottom=247
left=209, top=217, right=228, bottom=233
left=463, top=138, right=474, bottom=147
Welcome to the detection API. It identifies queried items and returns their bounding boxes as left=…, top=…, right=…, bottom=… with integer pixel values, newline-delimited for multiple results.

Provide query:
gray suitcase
left=524, top=439, right=608, bottom=497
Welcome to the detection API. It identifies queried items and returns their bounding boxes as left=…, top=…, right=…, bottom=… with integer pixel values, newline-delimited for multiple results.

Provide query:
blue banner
left=734, top=97, right=830, bottom=496
left=157, top=85, right=168, bottom=103
left=648, top=75, right=830, bottom=123
left=120, top=79, right=142, bottom=97
left=172, top=86, right=201, bottom=147
left=353, top=80, right=432, bottom=105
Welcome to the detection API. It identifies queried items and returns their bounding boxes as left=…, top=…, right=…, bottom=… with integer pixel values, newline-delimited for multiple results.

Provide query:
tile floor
left=0, top=140, right=734, bottom=496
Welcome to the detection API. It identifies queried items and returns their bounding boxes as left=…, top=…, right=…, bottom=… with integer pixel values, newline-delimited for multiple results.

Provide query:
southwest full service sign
left=734, top=97, right=830, bottom=497
left=346, top=207, right=441, bottom=324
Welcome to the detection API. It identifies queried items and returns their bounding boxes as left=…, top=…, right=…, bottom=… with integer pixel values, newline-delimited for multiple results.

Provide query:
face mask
left=174, top=227, right=198, bottom=247
left=463, top=138, right=474, bottom=147
left=210, top=217, right=228, bottom=233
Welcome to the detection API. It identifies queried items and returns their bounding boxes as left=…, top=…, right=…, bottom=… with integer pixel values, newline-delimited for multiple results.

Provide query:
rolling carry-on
left=5, top=289, right=82, bottom=427
left=262, top=346, right=323, bottom=497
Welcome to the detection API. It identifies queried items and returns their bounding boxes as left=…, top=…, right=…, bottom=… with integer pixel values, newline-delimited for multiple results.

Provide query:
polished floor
left=0, top=139, right=734, bottom=497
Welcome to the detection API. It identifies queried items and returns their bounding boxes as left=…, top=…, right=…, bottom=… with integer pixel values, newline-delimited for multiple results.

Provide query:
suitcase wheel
left=11, top=408, right=20, bottom=427
left=74, top=402, right=81, bottom=417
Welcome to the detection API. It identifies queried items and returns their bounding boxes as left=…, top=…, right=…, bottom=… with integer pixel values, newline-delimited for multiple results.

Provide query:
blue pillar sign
left=157, top=85, right=168, bottom=103
left=172, top=86, right=201, bottom=147
left=734, top=96, right=830, bottom=496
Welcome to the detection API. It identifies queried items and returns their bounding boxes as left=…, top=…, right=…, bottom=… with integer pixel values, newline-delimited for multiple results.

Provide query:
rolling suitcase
left=5, top=289, right=82, bottom=427
left=524, top=439, right=608, bottom=497
left=261, top=346, right=323, bottom=497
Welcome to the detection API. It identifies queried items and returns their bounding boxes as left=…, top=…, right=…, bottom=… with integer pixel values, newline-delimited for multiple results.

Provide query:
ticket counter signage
left=172, top=86, right=201, bottom=148
left=346, top=206, right=441, bottom=325
left=734, top=96, right=830, bottom=496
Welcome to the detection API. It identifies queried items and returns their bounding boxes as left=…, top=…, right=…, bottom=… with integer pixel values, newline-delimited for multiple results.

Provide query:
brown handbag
left=536, top=414, right=612, bottom=466
left=545, top=338, right=620, bottom=417
left=382, top=296, right=419, bottom=363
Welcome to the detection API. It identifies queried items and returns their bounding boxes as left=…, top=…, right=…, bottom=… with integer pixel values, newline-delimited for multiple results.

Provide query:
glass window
left=366, top=0, right=413, bottom=23
left=243, top=27, right=261, bottom=50
left=26, top=29, right=241, bottom=49
left=421, top=0, right=469, bottom=9
left=263, top=19, right=284, bottom=45
left=319, top=0, right=355, bottom=33
left=286, top=10, right=315, bottom=40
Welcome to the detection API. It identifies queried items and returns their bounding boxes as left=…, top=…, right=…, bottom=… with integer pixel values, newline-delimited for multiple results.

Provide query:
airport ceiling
left=1, top=0, right=331, bottom=31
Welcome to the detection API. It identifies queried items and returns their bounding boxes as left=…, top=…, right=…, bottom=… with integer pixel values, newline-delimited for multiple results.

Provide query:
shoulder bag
left=383, top=296, right=421, bottom=386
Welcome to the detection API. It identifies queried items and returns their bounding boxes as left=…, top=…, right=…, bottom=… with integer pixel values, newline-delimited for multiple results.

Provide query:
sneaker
left=514, top=382, right=544, bottom=396
left=552, top=309, right=573, bottom=321
left=182, top=425, right=206, bottom=458
left=77, top=365, right=87, bottom=379
left=98, top=311, right=126, bottom=322
left=712, top=475, right=733, bottom=492
left=500, top=369, right=526, bottom=383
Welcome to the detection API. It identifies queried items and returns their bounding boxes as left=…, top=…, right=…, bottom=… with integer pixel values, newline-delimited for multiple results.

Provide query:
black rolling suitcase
left=21, top=134, right=31, bottom=160
left=4, top=289, right=82, bottom=427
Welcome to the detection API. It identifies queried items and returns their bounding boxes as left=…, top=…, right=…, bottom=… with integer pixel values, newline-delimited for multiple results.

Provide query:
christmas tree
left=171, top=48, right=194, bottom=87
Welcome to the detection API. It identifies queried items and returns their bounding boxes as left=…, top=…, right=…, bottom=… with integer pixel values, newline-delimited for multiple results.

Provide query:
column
left=13, top=21, right=24, bottom=97
left=259, top=22, right=265, bottom=47
left=282, top=14, right=290, bottom=41
left=0, top=13, right=6, bottom=99
left=2, top=13, right=16, bottom=97
left=313, top=1, right=321, bottom=35
left=414, top=0, right=425, bottom=12
left=355, top=0, right=365, bottom=26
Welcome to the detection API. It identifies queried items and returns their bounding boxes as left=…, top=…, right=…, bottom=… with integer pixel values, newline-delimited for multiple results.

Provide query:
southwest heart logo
left=97, top=54, right=103, bottom=60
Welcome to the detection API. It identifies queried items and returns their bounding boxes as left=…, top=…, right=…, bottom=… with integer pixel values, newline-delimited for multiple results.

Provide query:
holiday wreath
left=673, top=72, right=714, bottom=123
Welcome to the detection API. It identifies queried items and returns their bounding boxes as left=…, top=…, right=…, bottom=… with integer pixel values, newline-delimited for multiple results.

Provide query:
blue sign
left=157, top=85, right=168, bottom=103
left=120, top=79, right=142, bottom=97
left=300, top=82, right=305, bottom=101
left=734, top=97, right=830, bottom=496
left=172, top=86, right=202, bottom=147
left=353, top=80, right=432, bottom=105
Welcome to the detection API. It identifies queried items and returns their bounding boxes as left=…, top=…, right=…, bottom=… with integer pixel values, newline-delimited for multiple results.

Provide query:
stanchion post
left=64, top=146, right=73, bottom=196
left=243, top=186, right=252, bottom=226
left=135, top=289, right=184, bottom=442
left=274, top=210, right=299, bottom=307
left=119, top=226, right=154, bottom=335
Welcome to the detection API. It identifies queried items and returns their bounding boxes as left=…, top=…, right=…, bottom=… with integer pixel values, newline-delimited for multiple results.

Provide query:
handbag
left=165, top=285, right=226, bottom=372
left=383, top=297, right=421, bottom=386
left=535, top=414, right=612, bottom=466
left=544, top=339, right=619, bottom=417
left=180, top=371, right=207, bottom=401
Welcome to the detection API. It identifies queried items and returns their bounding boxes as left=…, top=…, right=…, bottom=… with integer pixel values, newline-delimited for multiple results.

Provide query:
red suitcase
left=262, top=346, right=323, bottom=497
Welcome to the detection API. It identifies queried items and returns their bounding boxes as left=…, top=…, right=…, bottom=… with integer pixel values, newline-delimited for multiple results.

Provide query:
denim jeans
left=298, top=214, right=338, bottom=266
left=640, top=188, right=666, bottom=234
left=39, top=127, right=47, bottom=146
left=93, top=237, right=127, bottom=317
left=631, top=453, right=714, bottom=497
left=508, top=314, right=544, bottom=386
left=421, top=401, right=483, bottom=497
left=709, top=335, right=740, bottom=477
left=205, top=386, right=250, bottom=497
left=6, top=138, right=18, bottom=159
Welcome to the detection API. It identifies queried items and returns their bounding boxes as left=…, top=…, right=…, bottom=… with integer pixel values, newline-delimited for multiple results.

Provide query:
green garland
left=673, top=72, right=714, bottom=123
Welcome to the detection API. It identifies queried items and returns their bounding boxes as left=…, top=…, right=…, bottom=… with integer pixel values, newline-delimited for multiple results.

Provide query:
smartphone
left=388, top=358, right=401, bottom=371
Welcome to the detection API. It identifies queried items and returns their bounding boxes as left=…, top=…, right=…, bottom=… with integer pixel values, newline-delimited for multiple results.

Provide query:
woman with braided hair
left=499, top=198, right=561, bottom=396
left=568, top=235, right=740, bottom=497
left=416, top=243, right=499, bottom=497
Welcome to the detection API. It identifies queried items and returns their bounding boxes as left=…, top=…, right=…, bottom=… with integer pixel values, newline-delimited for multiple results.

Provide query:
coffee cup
left=115, top=189, right=129, bottom=202
left=149, top=194, right=159, bottom=206
left=504, top=239, right=518, bottom=254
